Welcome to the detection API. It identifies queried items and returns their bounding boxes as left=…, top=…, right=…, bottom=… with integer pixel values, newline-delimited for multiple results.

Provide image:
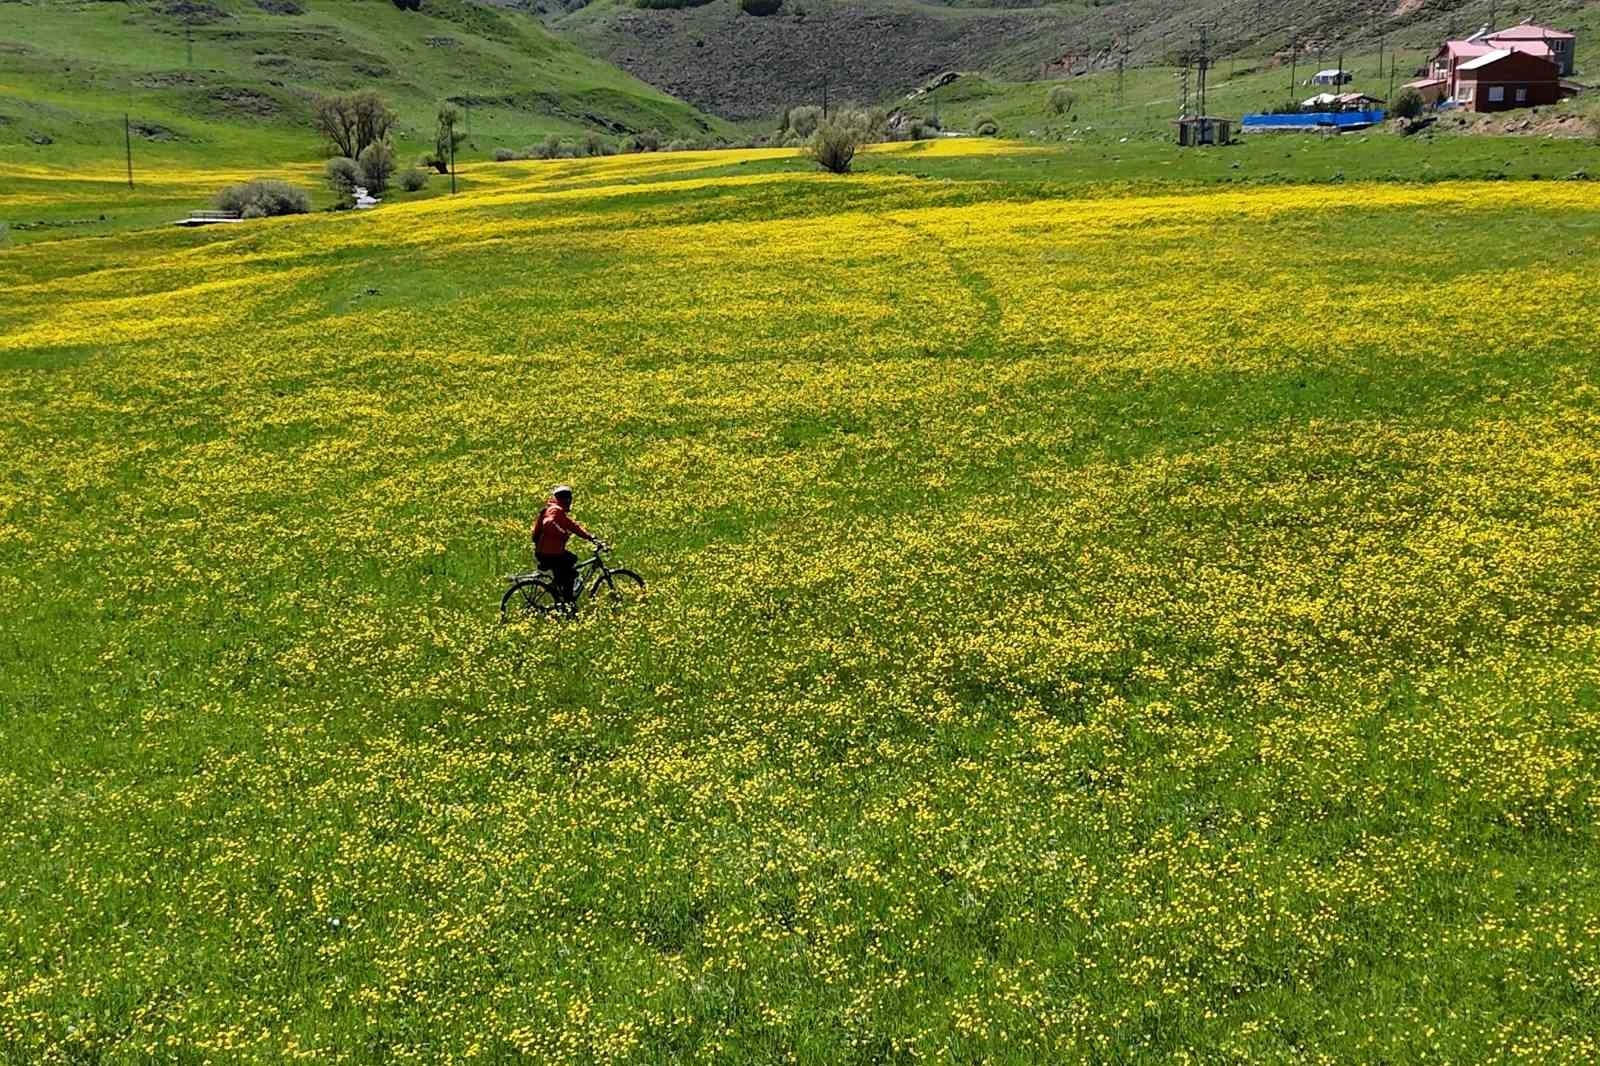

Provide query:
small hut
left=1176, top=116, right=1231, bottom=146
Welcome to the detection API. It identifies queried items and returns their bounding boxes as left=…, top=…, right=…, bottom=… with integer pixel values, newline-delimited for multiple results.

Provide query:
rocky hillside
left=549, top=0, right=1599, bottom=121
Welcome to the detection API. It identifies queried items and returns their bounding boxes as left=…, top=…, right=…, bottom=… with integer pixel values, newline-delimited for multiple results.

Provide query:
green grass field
left=0, top=0, right=727, bottom=173
left=3, top=139, right=1599, bottom=1061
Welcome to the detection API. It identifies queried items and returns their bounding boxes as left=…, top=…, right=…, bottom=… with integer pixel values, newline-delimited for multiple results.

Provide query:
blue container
left=1241, top=110, right=1387, bottom=130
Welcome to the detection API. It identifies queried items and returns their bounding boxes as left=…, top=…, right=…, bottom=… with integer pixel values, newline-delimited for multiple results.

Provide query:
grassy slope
left=0, top=0, right=729, bottom=170
left=3, top=142, right=1600, bottom=1060
left=7, top=126, right=1599, bottom=250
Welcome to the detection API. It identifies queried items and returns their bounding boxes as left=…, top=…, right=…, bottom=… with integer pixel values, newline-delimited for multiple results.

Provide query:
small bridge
left=173, top=210, right=244, bottom=227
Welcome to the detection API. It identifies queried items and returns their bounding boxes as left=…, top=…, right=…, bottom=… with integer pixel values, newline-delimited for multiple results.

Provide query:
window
left=1516, top=88, right=1528, bottom=103
left=1488, top=86, right=1505, bottom=103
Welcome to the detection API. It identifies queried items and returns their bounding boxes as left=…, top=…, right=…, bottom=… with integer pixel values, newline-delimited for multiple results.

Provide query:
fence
left=1241, top=110, right=1387, bottom=131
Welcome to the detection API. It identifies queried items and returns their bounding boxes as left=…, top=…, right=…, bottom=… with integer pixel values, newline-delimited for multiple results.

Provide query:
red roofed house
left=1452, top=48, right=1563, bottom=112
left=1487, top=21, right=1576, bottom=76
left=1428, top=38, right=1554, bottom=97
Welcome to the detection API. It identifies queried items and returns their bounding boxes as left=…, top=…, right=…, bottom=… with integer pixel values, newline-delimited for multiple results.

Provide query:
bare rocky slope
left=542, top=0, right=1598, bottom=121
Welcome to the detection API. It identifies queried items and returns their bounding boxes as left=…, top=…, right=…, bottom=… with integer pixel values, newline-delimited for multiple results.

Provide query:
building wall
left=1456, top=73, right=1562, bottom=112
left=1489, top=34, right=1575, bottom=75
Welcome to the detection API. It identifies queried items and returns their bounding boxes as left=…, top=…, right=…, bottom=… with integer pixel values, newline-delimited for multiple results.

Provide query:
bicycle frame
left=506, top=546, right=616, bottom=597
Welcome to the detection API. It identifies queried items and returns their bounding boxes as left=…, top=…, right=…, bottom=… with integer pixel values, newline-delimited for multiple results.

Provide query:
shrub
left=908, top=121, right=929, bottom=141
left=1047, top=85, right=1075, bottom=116
left=1391, top=88, right=1426, bottom=121
left=740, top=0, right=782, bottom=13
left=531, top=134, right=563, bottom=160
left=840, top=106, right=886, bottom=140
left=665, top=138, right=694, bottom=152
left=214, top=179, right=310, bottom=218
left=493, top=147, right=519, bottom=162
left=974, top=113, right=999, bottom=137
left=358, top=140, right=396, bottom=194
left=580, top=131, right=608, bottom=157
left=630, top=130, right=660, bottom=152
left=398, top=168, right=430, bottom=192
left=787, top=105, right=823, bottom=139
left=807, top=118, right=862, bottom=174
left=324, top=156, right=362, bottom=199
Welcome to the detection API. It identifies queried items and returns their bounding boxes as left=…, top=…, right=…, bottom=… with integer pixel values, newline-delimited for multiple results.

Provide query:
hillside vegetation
left=4, top=142, right=1600, bottom=1060
left=0, top=0, right=728, bottom=168
left=553, top=0, right=1600, bottom=120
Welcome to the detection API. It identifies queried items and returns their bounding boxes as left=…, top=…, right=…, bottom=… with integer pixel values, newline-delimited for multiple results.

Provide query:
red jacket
left=534, top=498, right=593, bottom=556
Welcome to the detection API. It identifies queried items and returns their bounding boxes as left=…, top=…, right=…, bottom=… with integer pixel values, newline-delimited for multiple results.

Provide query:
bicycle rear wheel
left=587, top=569, right=645, bottom=608
left=501, top=578, right=561, bottom=622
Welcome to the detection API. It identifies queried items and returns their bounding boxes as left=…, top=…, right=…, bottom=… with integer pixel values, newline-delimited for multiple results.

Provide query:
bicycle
left=501, top=542, right=645, bottom=622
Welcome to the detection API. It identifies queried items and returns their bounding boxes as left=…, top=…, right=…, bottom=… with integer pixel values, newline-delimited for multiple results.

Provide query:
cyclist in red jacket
left=533, top=485, right=604, bottom=602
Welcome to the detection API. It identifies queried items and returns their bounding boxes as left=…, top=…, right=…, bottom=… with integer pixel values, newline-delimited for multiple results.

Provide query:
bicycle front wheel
left=501, top=578, right=561, bottom=622
left=587, top=569, right=645, bottom=608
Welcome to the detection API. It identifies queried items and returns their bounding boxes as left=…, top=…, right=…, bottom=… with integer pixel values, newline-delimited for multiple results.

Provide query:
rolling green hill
left=0, top=0, right=731, bottom=169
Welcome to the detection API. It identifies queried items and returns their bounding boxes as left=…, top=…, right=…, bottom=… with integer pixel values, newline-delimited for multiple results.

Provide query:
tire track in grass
left=880, top=215, right=1002, bottom=356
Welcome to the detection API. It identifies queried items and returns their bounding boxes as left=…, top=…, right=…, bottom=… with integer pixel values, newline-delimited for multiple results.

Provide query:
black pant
left=537, top=550, right=579, bottom=601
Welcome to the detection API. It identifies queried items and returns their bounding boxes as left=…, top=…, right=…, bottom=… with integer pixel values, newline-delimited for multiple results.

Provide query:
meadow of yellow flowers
left=2, top=144, right=1598, bottom=1062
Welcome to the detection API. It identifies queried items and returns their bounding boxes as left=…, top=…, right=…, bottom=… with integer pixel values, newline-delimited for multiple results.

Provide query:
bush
left=493, top=147, right=520, bottom=162
left=630, top=131, right=660, bottom=152
left=579, top=131, right=608, bottom=157
left=530, top=134, right=563, bottom=160
left=1391, top=88, right=1426, bottom=121
left=787, top=105, right=823, bottom=139
left=974, top=113, right=999, bottom=136
left=215, top=179, right=310, bottom=218
left=807, top=118, right=862, bottom=174
left=665, top=138, right=695, bottom=152
left=324, top=156, right=362, bottom=200
left=740, top=0, right=782, bottom=13
left=908, top=121, right=929, bottom=141
left=1047, top=85, right=1075, bottom=116
left=842, top=106, right=887, bottom=140
left=398, top=168, right=430, bottom=192
left=358, top=140, right=396, bottom=194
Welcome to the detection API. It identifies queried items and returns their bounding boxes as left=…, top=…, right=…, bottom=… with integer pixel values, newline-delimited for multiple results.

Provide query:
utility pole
left=448, top=111, right=456, bottom=195
left=1196, top=24, right=1210, bottom=120
left=1289, top=31, right=1299, bottom=106
left=124, top=113, right=133, bottom=189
